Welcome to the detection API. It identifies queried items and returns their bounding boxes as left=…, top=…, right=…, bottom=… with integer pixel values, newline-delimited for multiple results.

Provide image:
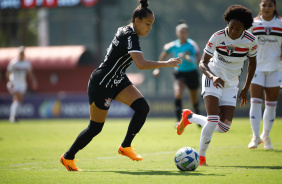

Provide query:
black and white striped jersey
left=95, top=25, right=142, bottom=88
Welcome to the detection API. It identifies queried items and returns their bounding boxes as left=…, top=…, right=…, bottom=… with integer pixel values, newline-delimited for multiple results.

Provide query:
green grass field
left=0, top=118, right=281, bottom=184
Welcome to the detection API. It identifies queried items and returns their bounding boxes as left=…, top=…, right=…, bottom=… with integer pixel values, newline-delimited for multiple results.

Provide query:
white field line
left=6, top=143, right=282, bottom=168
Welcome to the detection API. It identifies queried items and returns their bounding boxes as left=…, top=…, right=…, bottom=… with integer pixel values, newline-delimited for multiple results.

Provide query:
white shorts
left=7, top=81, right=27, bottom=95
left=251, top=71, right=281, bottom=88
left=201, top=75, right=239, bottom=107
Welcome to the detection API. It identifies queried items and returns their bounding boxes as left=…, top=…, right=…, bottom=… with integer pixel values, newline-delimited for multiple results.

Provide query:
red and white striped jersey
left=204, top=28, right=258, bottom=87
left=250, top=16, right=282, bottom=72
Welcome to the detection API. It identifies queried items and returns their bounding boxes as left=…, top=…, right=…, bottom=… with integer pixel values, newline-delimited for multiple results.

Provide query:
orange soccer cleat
left=118, top=145, right=143, bottom=161
left=177, top=109, right=193, bottom=135
left=60, top=154, right=82, bottom=171
left=199, top=156, right=209, bottom=166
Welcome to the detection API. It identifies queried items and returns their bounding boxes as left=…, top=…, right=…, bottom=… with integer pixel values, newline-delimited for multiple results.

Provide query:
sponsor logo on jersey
left=127, top=36, right=132, bottom=49
left=264, top=27, right=272, bottom=35
left=218, top=55, right=231, bottom=63
left=258, top=36, right=278, bottom=45
left=220, top=41, right=225, bottom=45
left=226, top=45, right=235, bottom=55
left=233, top=95, right=236, bottom=99
left=112, top=37, right=119, bottom=46
left=104, top=98, right=112, bottom=107
left=114, top=77, right=124, bottom=86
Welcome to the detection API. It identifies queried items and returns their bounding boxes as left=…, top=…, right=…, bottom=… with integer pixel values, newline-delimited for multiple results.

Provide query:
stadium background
left=0, top=0, right=281, bottom=119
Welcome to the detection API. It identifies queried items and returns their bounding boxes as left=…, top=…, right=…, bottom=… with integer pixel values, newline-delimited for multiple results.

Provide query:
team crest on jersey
left=104, top=98, right=112, bottom=107
left=226, top=45, right=235, bottom=55
left=264, top=27, right=272, bottom=35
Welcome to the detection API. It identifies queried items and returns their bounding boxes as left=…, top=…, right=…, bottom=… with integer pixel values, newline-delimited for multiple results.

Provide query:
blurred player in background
left=177, top=5, right=257, bottom=166
left=60, top=0, right=182, bottom=171
left=6, top=46, right=38, bottom=123
left=248, top=0, right=282, bottom=150
left=153, top=21, right=201, bottom=126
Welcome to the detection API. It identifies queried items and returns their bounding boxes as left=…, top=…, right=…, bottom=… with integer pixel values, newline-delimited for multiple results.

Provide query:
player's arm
left=153, top=51, right=168, bottom=77
left=199, top=52, right=224, bottom=88
left=195, top=53, right=201, bottom=64
left=238, top=56, right=257, bottom=107
left=5, top=70, right=10, bottom=81
left=130, top=52, right=182, bottom=70
left=27, top=70, right=38, bottom=90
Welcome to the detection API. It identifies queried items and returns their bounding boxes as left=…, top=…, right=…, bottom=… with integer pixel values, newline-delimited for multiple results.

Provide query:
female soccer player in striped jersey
left=177, top=5, right=258, bottom=166
left=248, top=0, right=282, bottom=150
left=60, top=0, right=182, bottom=171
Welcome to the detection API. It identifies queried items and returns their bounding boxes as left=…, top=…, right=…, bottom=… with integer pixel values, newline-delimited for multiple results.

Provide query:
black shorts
left=174, top=70, right=199, bottom=90
left=88, top=71, right=132, bottom=110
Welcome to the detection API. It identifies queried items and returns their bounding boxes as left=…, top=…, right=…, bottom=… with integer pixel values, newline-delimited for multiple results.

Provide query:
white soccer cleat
left=261, top=136, right=273, bottom=150
left=248, top=137, right=262, bottom=149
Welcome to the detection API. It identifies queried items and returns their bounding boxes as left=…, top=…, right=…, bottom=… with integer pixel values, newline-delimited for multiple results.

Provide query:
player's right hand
left=212, top=76, right=225, bottom=89
left=167, top=57, right=182, bottom=68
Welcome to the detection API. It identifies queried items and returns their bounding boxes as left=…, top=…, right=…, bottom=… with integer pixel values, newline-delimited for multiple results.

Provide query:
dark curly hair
left=224, top=5, right=253, bottom=29
left=131, top=0, right=153, bottom=23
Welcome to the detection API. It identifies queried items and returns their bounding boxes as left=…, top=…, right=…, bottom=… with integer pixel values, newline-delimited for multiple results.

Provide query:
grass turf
left=0, top=118, right=281, bottom=184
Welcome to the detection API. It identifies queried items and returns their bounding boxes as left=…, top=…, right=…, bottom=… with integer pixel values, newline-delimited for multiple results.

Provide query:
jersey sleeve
left=163, top=42, right=175, bottom=54
left=126, top=33, right=142, bottom=53
left=204, top=34, right=218, bottom=56
left=188, top=39, right=200, bottom=54
left=248, top=38, right=258, bottom=57
left=7, top=59, right=16, bottom=71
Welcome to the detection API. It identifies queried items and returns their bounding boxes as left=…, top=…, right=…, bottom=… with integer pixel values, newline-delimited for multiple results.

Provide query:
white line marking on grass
left=7, top=143, right=282, bottom=167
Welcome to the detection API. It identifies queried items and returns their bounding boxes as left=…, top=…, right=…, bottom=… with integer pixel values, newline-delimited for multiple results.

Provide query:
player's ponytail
left=131, top=0, right=153, bottom=23
left=139, top=0, right=148, bottom=8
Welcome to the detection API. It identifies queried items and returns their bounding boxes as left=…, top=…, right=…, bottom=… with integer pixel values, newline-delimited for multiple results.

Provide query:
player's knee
left=88, top=120, right=104, bottom=136
left=130, top=98, right=150, bottom=116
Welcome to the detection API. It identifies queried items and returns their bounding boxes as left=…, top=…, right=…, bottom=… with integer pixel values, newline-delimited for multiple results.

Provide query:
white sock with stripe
left=214, top=121, right=230, bottom=133
left=250, top=98, right=262, bottom=138
left=198, top=115, right=219, bottom=157
left=188, top=113, right=207, bottom=127
left=261, top=101, right=277, bottom=138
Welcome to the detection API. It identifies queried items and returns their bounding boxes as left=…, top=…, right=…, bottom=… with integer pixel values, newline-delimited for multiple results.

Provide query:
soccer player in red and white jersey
left=248, top=0, right=282, bottom=150
left=176, top=5, right=258, bottom=166
left=6, top=46, right=38, bottom=123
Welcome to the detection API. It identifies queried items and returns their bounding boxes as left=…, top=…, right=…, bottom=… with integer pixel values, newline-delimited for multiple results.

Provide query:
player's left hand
left=238, top=87, right=248, bottom=107
left=167, top=57, right=183, bottom=68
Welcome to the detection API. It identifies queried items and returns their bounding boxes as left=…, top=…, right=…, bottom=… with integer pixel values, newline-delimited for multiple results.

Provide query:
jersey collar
left=260, top=15, right=276, bottom=22
left=131, top=25, right=136, bottom=33
left=225, top=27, right=245, bottom=40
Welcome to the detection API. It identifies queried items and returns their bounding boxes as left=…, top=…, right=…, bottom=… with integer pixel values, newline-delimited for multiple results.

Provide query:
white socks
left=198, top=115, right=219, bottom=157
left=250, top=98, right=277, bottom=138
left=261, top=101, right=277, bottom=138
left=214, top=121, right=230, bottom=133
left=10, top=100, right=19, bottom=121
left=249, top=98, right=262, bottom=138
left=188, top=113, right=230, bottom=133
left=189, top=113, right=206, bottom=127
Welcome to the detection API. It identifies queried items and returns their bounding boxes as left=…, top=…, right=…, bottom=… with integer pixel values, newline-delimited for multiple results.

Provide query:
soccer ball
left=174, top=147, right=199, bottom=171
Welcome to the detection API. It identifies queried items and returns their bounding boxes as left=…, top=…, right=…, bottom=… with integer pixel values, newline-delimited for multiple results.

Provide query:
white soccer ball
left=174, top=147, right=200, bottom=171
